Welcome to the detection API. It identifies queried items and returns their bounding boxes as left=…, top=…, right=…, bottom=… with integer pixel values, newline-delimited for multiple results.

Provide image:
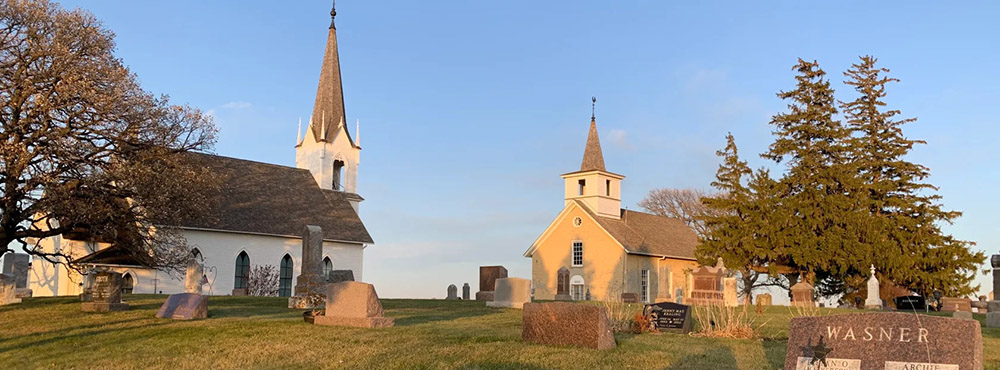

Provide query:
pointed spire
left=296, top=117, right=303, bottom=144
left=580, top=97, right=606, bottom=172
left=310, top=2, right=347, bottom=143
left=355, top=119, right=360, bottom=146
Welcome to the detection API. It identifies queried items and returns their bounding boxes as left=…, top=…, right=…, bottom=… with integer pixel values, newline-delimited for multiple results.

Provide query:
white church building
left=28, top=6, right=373, bottom=297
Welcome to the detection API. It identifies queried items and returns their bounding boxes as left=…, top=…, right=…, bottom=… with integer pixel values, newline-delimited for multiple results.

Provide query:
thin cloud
left=608, top=129, right=631, bottom=150
left=220, top=101, right=253, bottom=110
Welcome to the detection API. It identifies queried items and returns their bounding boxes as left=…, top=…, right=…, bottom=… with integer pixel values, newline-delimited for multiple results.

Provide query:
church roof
left=577, top=201, right=697, bottom=260
left=309, top=3, right=358, bottom=147
left=74, top=246, right=149, bottom=267
left=177, top=152, right=373, bottom=244
left=580, top=118, right=606, bottom=172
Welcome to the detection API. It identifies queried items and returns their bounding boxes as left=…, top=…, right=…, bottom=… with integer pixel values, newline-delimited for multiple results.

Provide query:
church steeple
left=309, top=1, right=355, bottom=146
left=560, top=98, right=624, bottom=219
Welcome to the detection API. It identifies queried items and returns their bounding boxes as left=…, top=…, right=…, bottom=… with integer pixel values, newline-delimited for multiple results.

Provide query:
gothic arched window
left=333, top=160, right=345, bottom=191
left=323, top=257, right=333, bottom=279
left=279, top=254, right=293, bottom=297
left=191, top=248, right=202, bottom=262
left=121, top=273, right=134, bottom=295
left=234, top=252, right=250, bottom=289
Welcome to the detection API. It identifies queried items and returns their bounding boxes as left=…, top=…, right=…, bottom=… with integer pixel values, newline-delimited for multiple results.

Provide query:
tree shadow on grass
left=763, top=339, right=788, bottom=369
left=0, top=320, right=172, bottom=353
left=664, top=346, right=739, bottom=370
left=0, top=319, right=140, bottom=346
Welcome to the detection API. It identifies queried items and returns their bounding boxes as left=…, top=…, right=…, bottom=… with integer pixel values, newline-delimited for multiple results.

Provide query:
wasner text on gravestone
left=785, top=312, right=981, bottom=370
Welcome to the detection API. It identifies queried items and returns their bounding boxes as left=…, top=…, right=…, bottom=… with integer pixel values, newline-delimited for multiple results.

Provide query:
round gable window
left=573, top=217, right=583, bottom=227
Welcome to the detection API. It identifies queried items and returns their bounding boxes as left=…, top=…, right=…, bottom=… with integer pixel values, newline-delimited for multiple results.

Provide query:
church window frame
left=572, top=241, right=583, bottom=267
left=577, top=179, right=586, bottom=196
left=279, top=254, right=293, bottom=297
left=570, top=275, right=586, bottom=301
left=332, top=159, right=346, bottom=191
left=605, top=179, right=611, bottom=196
left=323, top=257, right=334, bottom=279
left=234, top=252, right=250, bottom=290
left=641, top=269, right=650, bottom=303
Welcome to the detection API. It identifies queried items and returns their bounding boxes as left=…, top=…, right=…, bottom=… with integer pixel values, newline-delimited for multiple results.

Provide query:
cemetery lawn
left=2, top=296, right=1000, bottom=370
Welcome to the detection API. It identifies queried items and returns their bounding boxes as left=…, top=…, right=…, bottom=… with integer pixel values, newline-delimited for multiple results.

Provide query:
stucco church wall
left=531, top=205, right=625, bottom=301
left=624, top=254, right=697, bottom=303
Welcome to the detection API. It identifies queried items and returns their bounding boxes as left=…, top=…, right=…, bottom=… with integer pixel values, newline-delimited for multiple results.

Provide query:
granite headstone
left=486, top=277, right=531, bottom=309
left=81, top=271, right=129, bottom=312
left=0, top=274, right=20, bottom=305
left=554, top=267, right=571, bottom=301
left=289, top=225, right=326, bottom=309
left=446, top=284, right=459, bottom=300
left=313, top=281, right=394, bottom=328
left=785, top=312, right=981, bottom=370
left=462, top=283, right=470, bottom=300
left=522, top=302, right=616, bottom=350
left=156, top=293, right=208, bottom=320
left=476, top=265, right=507, bottom=301
left=893, top=296, right=926, bottom=311
left=643, top=301, right=693, bottom=334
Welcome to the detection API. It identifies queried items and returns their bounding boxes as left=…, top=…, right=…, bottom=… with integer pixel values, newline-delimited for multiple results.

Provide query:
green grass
left=1, top=296, right=998, bottom=369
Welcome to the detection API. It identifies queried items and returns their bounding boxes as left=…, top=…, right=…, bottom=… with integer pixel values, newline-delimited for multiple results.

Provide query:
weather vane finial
left=591, top=96, right=597, bottom=121
left=330, top=1, right=337, bottom=29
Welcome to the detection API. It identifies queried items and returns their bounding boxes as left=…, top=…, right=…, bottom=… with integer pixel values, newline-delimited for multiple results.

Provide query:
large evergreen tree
left=762, top=59, right=867, bottom=296
left=700, top=134, right=782, bottom=301
left=841, top=56, right=983, bottom=298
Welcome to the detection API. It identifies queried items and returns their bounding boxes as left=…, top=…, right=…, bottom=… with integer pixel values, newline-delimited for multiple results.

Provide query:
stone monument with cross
left=864, top=264, right=882, bottom=309
left=289, top=225, right=327, bottom=309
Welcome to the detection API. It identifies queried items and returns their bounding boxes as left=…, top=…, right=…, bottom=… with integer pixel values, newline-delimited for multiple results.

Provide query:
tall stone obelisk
left=289, top=225, right=327, bottom=309
left=864, top=265, right=881, bottom=309
left=986, top=254, right=1000, bottom=327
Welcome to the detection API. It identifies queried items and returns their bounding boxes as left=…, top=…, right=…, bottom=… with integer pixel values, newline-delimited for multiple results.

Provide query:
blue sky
left=58, top=1, right=1000, bottom=299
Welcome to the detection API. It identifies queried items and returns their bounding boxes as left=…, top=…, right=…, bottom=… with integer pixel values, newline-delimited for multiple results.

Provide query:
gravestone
left=723, top=277, right=738, bottom=307
left=80, top=271, right=96, bottom=302
left=81, top=271, right=129, bottom=312
left=939, top=297, right=971, bottom=312
left=475, top=265, right=507, bottom=301
left=988, top=254, right=1000, bottom=328
left=314, top=281, right=394, bottom=328
left=522, top=302, right=615, bottom=350
left=757, top=293, right=773, bottom=306
left=156, top=293, right=208, bottom=320
left=327, top=269, right=355, bottom=284
left=952, top=311, right=973, bottom=320
left=785, top=312, right=981, bottom=370
left=462, top=283, right=470, bottom=300
left=865, top=265, right=881, bottom=309
left=554, top=267, right=571, bottom=301
left=446, top=284, right=459, bottom=300
left=791, top=281, right=814, bottom=307
left=893, top=296, right=926, bottom=311
left=674, top=288, right=684, bottom=304
left=158, top=259, right=208, bottom=320
left=643, top=301, right=693, bottom=334
left=486, top=277, right=531, bottom=309
left=289, top=225, right=326, bottom=309
left=2, top=253, right=31, bottom=298
left=0, top=274, right=20, bottom=305
left=184, top=258, right=204, bottom=294
left=621, top=293, right=639, bottom=303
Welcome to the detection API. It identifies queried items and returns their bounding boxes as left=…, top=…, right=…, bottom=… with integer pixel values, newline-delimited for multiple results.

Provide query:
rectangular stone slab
left=156, top=293, right=208, bottom=320
left=784, top=312, right=981, bottom=370
left=522, top=302, right=615, bottom=350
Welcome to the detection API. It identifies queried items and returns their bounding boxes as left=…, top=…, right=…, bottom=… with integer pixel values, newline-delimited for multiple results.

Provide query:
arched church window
left=234, top=252, right=250, bottom=289
left=333, top=160, right=345, bottom=191
left=279, top=254, right=293, bottom=297
left=121, top=273, right=134, bottom=295
left=191, top=248, right=202, bottom=262
left=323, top=257, right=333, bottom=279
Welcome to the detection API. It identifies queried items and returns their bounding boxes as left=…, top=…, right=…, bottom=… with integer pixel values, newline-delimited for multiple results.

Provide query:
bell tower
left=561, top=98, right=624, bottom=219
left=295, top=2, right=364, bottom=211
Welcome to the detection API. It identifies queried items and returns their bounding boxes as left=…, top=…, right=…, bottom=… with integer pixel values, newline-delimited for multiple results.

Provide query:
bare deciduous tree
left=0, top=0, right=218, bottom=273
left=247, top=265, right=279, bottom=297
left=637, top=188, right=721, bottom=238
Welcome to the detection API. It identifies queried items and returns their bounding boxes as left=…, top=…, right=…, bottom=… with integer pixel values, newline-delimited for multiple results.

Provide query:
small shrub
left=247, top=265, right=279, bottom=297
left=692, top=304, right=764, bottom=339
left=599, top=296, right=643, bottom=333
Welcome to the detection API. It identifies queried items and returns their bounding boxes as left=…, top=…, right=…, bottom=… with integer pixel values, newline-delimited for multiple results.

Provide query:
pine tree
left=700, top=133, right=780, bottom=301
left=841, top=56, right=983, bottom=298
left=762, top=59, right=867, bottom=295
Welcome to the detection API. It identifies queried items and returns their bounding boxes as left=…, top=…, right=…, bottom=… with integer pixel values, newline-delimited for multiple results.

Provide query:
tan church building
left=524, top=114, right=699, bottom=303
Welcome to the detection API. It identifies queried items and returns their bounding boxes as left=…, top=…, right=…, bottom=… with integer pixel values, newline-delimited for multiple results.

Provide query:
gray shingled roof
left=177, top=152, right=373, bottom=244
left=576, top=200, right=696, bottom=260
